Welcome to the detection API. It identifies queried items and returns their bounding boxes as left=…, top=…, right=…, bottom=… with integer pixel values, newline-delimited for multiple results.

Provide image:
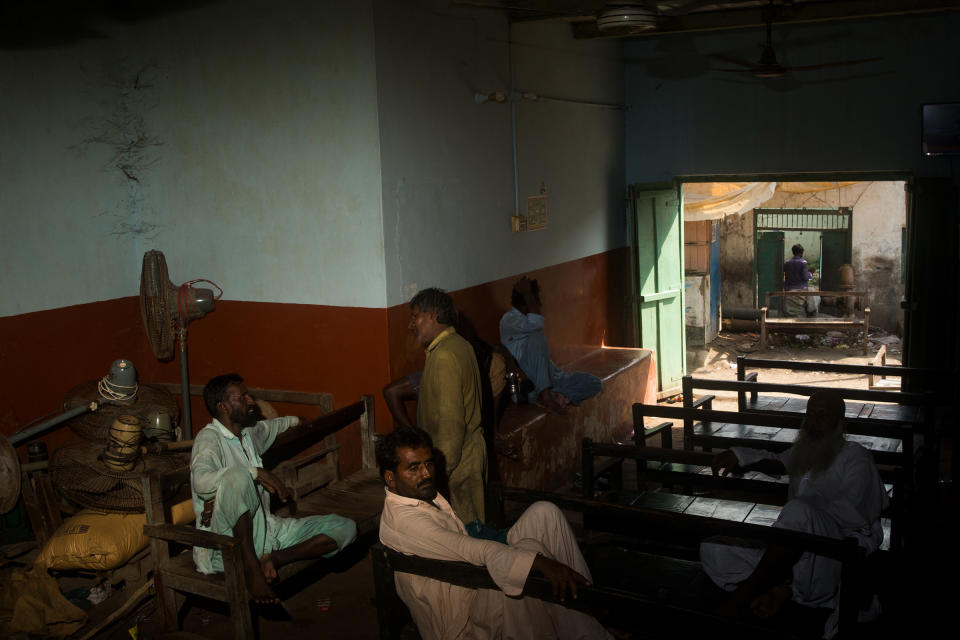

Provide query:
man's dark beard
left=787, top=421, right=845, bottom=478
left=415, top=478, right=438, bottom=501
left=231, top=403, right=261, bottom=429
left=396, top=478, right=438, bottom=501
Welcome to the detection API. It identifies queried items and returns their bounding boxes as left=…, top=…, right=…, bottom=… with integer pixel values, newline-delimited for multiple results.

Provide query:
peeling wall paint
left=1, top=0, right=386, bottom=317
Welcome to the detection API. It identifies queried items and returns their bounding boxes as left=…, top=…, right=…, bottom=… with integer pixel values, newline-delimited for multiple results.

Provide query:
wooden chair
left=141, top=395, right=379, bottom=639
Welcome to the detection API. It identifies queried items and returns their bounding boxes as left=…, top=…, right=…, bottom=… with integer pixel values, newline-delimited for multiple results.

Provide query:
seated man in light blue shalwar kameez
left=191, top=373, right=357, bottom=603
left=500, top=277, right=602, bottom=414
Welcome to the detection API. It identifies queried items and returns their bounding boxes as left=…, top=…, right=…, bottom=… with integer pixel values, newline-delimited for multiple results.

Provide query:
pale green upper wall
left=1, top=1, right=626, bottom=317
left=374, top=1, right=625, bottom=307
left=1, top=1, right=386, bottom=316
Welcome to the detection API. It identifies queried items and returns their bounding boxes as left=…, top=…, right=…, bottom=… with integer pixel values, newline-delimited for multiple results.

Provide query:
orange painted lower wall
left=0, top=299, right=393, bottom=473
left=0, top=299, right=156, bottom=455
left=1, top=247, right=632, bottom=474
left=387, top=247, right=634, bottom=381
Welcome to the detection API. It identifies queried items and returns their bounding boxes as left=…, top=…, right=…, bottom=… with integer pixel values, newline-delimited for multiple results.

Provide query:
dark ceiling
left=452, top=0, right=960, bottom=37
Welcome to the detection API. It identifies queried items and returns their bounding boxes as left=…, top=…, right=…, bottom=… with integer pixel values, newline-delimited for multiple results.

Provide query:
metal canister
left=26, top=440, right=48, bottom=463
left=506, top=371, right=521, bottom=404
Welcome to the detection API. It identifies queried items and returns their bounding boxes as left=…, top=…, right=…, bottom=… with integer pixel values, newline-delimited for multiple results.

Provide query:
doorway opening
left=679, top=179, right=907, bottom=367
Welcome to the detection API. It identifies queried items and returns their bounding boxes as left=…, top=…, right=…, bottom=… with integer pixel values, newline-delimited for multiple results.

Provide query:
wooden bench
left=679, top=375, right=935, bottom=475
left=581, top=436, right=905, bottom=553
left=142, top=395, right=381, bottom=639
left=760, top=290, right=869, bottom=354
left=371, top=487, right=867, bottom=639
left=729, top=363, right=943, bottom=488
left=736, top=355, right=945, bottom=402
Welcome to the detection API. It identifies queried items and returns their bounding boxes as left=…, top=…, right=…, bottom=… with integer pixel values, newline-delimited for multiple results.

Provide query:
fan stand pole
left=179, top=326, right=193, bottom=440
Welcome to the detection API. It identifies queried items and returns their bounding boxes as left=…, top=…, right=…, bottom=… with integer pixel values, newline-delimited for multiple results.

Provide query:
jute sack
left=36, top=499, right=193, bottom=570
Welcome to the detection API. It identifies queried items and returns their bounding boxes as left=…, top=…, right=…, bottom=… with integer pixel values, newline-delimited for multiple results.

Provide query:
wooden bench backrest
left=736, top=355, right=946, bottom=392
left=763, top=289, right=866, bottom=310
left=141, top=395, right=375, bottom=543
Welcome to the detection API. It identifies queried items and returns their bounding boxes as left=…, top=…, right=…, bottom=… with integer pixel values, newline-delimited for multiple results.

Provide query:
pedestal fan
left=139, top=250, right=221, bottom=438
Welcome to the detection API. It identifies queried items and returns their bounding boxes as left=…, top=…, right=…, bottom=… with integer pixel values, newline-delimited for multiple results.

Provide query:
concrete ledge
left=496, top=347, right=657, bottom=491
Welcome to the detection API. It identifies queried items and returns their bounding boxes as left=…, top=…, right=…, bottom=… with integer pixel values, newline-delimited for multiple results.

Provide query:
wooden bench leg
left=371, top=546, right=405, bottom=640
left=223, top=546, right=255, bottom=639
left=862, top=308, right=870, bottom=355
left=153, top=571, right=181, bottom=632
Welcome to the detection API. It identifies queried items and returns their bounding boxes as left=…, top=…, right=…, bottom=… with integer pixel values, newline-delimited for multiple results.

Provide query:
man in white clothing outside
left=376, top=425, right=613, bottom=640
left=700, top=390, right=887, bottom=636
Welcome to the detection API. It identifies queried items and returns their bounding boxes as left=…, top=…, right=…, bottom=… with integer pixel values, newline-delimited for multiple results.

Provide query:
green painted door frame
left=631, top=183, right=685, bottom=397
left=756, top=231, right=785, bottom=311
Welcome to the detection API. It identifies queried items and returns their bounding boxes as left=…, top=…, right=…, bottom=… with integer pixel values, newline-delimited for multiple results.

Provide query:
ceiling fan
left=710, top=1, right=881, bottom=79
left=454, top=1, right=717, bottom=34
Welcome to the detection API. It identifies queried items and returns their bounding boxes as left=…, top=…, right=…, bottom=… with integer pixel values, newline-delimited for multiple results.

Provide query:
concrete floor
left=104, top=533, right=383, bottom=640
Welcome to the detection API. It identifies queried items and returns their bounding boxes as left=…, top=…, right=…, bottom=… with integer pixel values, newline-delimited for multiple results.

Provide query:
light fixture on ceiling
left=596, top=2, right=657, bottom=32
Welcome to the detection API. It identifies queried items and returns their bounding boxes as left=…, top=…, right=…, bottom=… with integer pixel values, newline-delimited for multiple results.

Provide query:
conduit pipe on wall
left=484, top=30, right=628, bottom=219
left=474, top=90, right=627, bottom=110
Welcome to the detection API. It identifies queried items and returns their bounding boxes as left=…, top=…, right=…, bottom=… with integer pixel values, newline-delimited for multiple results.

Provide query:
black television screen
left=922, top=103, right=960, bottom=156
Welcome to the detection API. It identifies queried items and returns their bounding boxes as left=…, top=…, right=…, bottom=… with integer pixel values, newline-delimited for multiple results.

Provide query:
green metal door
left=632, top=184, right=684, bottom=396
left=756, top=231, right=784, bottom=310
left=820, top=230, right=850, bottom=291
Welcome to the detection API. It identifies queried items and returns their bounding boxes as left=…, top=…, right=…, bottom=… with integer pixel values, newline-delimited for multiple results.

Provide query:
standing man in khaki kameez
left=409, top=288, right=486, bottom=526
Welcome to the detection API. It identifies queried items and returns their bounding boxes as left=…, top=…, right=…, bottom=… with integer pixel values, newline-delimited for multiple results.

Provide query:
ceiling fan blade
left=711, top=67, right=761, bottom=74
left=449, top=0, right=598, bottom=16
left=708, top=53, right=757, bottom=68
left=784, top=57, right=883, bottom=72
left=659, top=0, right=721, bottom=18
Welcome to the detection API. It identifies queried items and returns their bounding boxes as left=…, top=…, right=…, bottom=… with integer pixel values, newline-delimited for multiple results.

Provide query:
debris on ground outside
left=664, top=394, right=683, bottom=404
left=874, top=335, right=901, bottom=345
left=736, top=341, right=757, bottom=353
left=826, top=331, right=846, bottom=338
left=795, top=334, right=810, bottom=342
left=836, top=344, right=850, bottom=349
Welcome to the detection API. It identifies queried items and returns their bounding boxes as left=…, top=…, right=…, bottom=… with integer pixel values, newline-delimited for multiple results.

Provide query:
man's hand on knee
left=256, top=468, right=292, bottom=502
left=711, top=450, right=739, bottom=477
left=532, top=554, right=590, bottom=603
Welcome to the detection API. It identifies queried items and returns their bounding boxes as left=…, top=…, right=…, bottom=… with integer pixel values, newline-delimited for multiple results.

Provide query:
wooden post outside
left=760, top=307, right=768, bottom=350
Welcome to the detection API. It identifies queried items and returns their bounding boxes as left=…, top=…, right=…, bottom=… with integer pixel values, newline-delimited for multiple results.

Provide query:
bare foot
left=260, top=553, right=278, bottom=583
left=243, top=553, right=280, bottom=603
left=536, top=389, right=567, bottom=415
left=551, top=391, right=571, bottom=408
left=246, top=568, right=280, bottom=604
left=750, top=583, right=791, bottom=619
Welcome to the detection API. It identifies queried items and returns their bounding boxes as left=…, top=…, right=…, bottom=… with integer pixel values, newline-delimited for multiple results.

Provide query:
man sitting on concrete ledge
left=500, top=276, right=602, bottom=414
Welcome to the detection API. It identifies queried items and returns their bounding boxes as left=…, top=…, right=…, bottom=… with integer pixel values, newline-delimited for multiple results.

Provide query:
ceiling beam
left=571, top=0, right=960, bottom=39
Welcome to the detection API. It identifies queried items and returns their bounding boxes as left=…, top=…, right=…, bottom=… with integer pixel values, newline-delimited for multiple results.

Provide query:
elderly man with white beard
left=700, top=390, right=888, bottom=637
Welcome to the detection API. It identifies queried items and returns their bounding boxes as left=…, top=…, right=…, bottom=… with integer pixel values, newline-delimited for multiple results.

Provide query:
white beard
left=787, top=420, right=846, bottom=478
